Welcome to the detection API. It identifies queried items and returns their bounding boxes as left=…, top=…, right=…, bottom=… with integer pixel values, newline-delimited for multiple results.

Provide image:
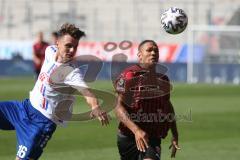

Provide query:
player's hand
left=134, top=129, right=149, bottom=152
left=169, top=137, right=180, bottom=158
left=90, top=106, right=110, bottom=126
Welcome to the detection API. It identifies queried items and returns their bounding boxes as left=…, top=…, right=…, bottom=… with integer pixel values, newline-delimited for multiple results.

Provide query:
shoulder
left=124, top=64, right=142, bottom=72
left=119, top=64, right=142, bottom=79
left=46, top=45, right=57, bottom=53
left=157, top=73, right=170, bottom=82
left=45, top=45, right=57, bottom=61
left=114, top=64, right=141, bottom=93
left=45, top=45, right=57, bottom=56
left=156, top=73, right=171, bottom=99
left=64, top=67, right=88, bottom=88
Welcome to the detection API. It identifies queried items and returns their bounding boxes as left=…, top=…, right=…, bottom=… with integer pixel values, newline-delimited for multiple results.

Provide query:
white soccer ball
left=161, top=7, right=188, bottom=34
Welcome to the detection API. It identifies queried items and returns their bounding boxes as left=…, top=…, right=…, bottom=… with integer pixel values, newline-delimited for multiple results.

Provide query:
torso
left=115, top=64, right=172, bottom=138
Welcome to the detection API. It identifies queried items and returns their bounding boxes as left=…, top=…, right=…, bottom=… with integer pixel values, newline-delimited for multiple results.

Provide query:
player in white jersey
left=0, top=23, right=109, bottom=160
left=30, top=38, right=92, bottom=124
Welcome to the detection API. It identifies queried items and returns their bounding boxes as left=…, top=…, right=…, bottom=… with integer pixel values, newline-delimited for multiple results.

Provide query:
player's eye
left=65, top=44, right=73, bottom=48
left=153, top=48, right=159, bottom=52
left=146, top=49, right=152, bottom=52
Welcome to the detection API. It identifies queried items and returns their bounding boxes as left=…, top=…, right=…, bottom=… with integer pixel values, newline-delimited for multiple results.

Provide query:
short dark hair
left=138, top=40, right=158, bottom=51
left=57, top=23, right=86, bottom=40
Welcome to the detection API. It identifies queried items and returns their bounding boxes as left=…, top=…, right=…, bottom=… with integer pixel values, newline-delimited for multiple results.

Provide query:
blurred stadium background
left=0, top=0, right=240, bottom=83
left=0, top=0, right=240, bottom=160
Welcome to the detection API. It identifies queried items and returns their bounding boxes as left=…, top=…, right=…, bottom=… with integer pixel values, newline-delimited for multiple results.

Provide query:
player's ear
left=56, top=39, right=60, bottom=47
left=137, top=51, right=140, bottom=58
left=137, top=51, right=142, bottom=61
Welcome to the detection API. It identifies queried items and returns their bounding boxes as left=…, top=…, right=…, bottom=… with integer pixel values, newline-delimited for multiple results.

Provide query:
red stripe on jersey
left=42, top=98, right=46, bottom=109
left=40, top=84, right=44, bottom=93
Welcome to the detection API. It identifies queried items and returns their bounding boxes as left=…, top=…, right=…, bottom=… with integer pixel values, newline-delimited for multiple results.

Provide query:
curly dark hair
left=57, top=23, right=86, bottom=40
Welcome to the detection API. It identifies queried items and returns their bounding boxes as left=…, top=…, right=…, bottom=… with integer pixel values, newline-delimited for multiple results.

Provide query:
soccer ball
left=160, top=7, right=188, bottom=34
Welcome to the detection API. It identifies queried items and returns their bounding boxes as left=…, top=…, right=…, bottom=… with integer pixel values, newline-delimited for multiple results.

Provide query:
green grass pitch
left=0, top=77, right=240, bottom=160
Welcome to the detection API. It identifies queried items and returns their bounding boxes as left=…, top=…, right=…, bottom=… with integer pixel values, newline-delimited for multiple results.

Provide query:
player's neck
left=139, top=63, right=156, bottom=72
left=55, top=53, right=62, bottom=63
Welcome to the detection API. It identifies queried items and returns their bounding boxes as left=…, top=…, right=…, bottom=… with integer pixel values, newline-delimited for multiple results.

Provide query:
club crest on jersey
left=116, top=78, right=125, bottom=92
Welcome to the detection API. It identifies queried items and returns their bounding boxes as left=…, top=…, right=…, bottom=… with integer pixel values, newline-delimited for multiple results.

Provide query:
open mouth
left=66, top=54, right=73, bottom=58
left=151, top=57, right=158, bottom=62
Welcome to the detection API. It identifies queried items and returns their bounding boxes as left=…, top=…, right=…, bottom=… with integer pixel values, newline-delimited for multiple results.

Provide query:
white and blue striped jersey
left=29, top=45, right=88, bottom=124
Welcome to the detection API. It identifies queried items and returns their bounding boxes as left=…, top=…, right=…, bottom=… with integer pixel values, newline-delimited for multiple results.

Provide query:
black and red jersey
left=114, top=64, right=174, bottom=139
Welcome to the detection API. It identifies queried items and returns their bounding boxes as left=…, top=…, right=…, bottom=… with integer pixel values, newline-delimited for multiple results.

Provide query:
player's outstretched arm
left=78, top=87, right=109, bottom=126
left=168, top=101, right=180, bottom=158
left=115, top=95, right=149, bottom=152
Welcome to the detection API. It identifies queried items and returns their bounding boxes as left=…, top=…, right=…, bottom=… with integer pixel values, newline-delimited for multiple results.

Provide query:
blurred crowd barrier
left=0, top=41, right=239, bottom=84
left=0, top=59, right=239, bottom=84
left=0, top=41, right=204, bottom=63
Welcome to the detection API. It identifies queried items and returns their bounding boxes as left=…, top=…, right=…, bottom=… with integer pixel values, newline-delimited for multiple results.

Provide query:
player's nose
left=150, top=50, right=157, bottom=56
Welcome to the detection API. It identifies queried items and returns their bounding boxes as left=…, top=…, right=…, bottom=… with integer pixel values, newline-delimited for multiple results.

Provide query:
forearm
left=171, top=120, right=178, bottom=139
left=79, top=88, right=99, bottom=109
left=169, top=101, right=178, bottom=139
left=75, top=87, right=109, bottom=125
left=115, top=97, right=140, bottom=133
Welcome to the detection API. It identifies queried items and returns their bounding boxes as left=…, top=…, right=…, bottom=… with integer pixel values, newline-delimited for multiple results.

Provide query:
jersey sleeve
left=44, top=45, right=57, bottom=63
left=64, top=68, right=89, bottom=91
left=159, top=74, right=171, bottom=100
left=115, top=70, right=135, bottom=94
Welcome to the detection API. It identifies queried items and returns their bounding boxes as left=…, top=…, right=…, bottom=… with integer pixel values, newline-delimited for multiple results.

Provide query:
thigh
left=16, top=100, right=57, bottom=160
left=15, top=120, right=56, bottom=160
left=0, top=101, right=22, bottom=130
left=140, top=146, right=161, bottom=160
left=140, top=138, right=161, bottom=160
left=117, top=133, right=139, bottom=160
